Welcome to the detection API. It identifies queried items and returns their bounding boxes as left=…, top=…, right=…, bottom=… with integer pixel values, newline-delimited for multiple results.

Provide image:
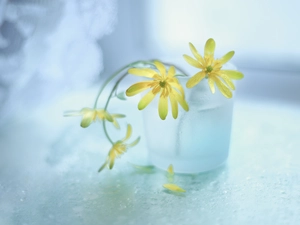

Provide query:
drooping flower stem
left=94, top=60, right=155, bottom=144
left=102, top=72, right=128, bottom=144
left=93, top=60, right=154, bottom=109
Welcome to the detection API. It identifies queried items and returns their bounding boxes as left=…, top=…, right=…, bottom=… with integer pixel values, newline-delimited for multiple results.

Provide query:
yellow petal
left=219, top=51, right=234, bottom=65
left=212, top=76, right=233, bottom=98
left=154, top=61, right=166, bottom=77
left=122, top=124, right=132, bottom=142
left=183, top=54, right=202, bottom=68
left=208, top=77, right=215, bottom=93
left=169, top=81, right=185, bottom=97
left=173, top=91, right=189, bottom=111
left=101, top=110, right=113, bottom=122
left=126, top=81, right=152, bottom=96
left=216, top=73, right=235, bottom=90
left=189, top=42, right=204, bottom=65
left=168, top=66, right=176, bottom=77
left=158, top=95, right=168, bottom=120
left=128, top=68, right=157, bottom=78
left=152, top=85, right=161, bottom=95
left=111, top=114, right=126, bottom=118
left=80, top=107, right=93, bottom=114
left=138, top=90, right=156, bottom=110
left=163, top=183, right=186, bottom=193
left=169, top=93, right=178, bottom=119
left=221, top=70, right=244, bottom=80
left=167, top=164, right=174, bottom=175
left=98, top=158, right=108, bottom=172
left=204, top=38, right=215, bottom=57
left=112, top=119, right=120, bottom=129
left=110, top=114, right=125, bottom=129
left=128, top=136, right=141, bottom=147
left=186, top=71, right=206, bottom=88
left=109, top=157, right=115, bottom=169
left=80, top=110, right=95, bottom=128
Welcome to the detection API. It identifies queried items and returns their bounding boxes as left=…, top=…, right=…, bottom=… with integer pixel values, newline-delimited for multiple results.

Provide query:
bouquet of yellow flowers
left=64, top=38, right=244, bottom=176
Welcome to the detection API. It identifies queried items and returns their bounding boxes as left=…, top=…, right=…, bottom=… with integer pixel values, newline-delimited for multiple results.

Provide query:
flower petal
left=158, top=95, right=168, bottom=120
left=186, top=71, right=206, bottom=88
left=208, top=77, right=215, bottom=93
left=219, top=51, right=234, bottom=65
left=183, top=54, right=202, bottom=68
left=169, top=93, right=178, bottom=119
left=163, top=183, right=186, bottom=192
left=111, top=114, right=126, bottom=118
left=152, top=84, right=161, bottom=95
left=109, top=157, right=115, bottom=169
left=204, top=38, right=215, bottom=58
left=168, top=66, right=176, bottom=77
left=221, top=70, right=244, bottom=80
left=212, top=76, right=233, bottom=98
left=138, top=90, right=156, bottom=110
left=63, top=110, right=81, bottom=117
left=173, top=91, right=189, bottom=111
left=123, top=124, right=132, bottom=142
left=102, top=110, right=113, bottom=122
left=80, top=110, right=95, bottom=128
left=169, top=81, right=185, bottom=97
left=128, top=68, right=157, bottom=78
left=216, top=73, right=235, bottom=90
left=98, top=158, right=108, bottom=172
left=112, top=119, right=120, bottom=129
left=189, top=42, right=204, bottom=65
left=154, top=61, right=166, bottom=77
left=128, top=136, right=141, bottom=147
left=126, top=81, right=152, bottom=96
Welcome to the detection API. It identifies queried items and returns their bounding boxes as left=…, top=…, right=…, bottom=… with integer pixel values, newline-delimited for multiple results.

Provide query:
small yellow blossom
left=183, top=38, right=244, bottom=98
left=163, top=183, right=186, bottom=193
left=64, top=108, right=124, bottom=128
left=126, top=61, right=189, bottom=120
left=98, top=124, right=140, bottom=172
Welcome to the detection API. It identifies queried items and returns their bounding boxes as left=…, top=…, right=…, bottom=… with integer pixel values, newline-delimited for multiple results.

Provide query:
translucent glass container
left=143, top=78, right=234, bottom=174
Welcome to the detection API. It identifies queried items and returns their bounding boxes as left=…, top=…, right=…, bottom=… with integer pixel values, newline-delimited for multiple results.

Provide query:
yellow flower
left=183, top=38, right=244, bottom=98
left=64, top=108, right=124, bottom=128
left=126, top=61, right=189, bottom=120
left=98, top=124, right=140, bottom=172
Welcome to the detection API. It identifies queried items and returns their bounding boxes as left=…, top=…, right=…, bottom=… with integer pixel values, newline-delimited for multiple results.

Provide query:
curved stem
left=93, top=60, right=153, bottom=109
left=102, top=72, right=129, bottom=144
left=95, top=59, right=185, bottom=145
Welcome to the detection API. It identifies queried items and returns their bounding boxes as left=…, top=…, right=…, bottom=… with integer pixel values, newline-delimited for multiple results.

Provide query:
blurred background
left=0, top=0, right=299, bottom=123
left=1, top=0, right=300, bottom=224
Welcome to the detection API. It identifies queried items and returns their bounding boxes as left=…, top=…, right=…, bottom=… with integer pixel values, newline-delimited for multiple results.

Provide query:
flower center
left=206, top=65, right=213, bottom=73
left=159, top=80, right=166, bottom=88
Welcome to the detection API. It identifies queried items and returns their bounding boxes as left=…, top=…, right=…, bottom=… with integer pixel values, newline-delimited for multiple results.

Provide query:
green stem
left=102, top=72, right=129, bottom=144
left=93, top=60, right=153, bottom=109
left=95, top=59, right=185, bottom=145
left=95, top=60, right=154, bottom=144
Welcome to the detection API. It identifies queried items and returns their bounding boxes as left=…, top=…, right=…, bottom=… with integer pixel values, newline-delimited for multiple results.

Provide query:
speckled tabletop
left=1, top=70, right=300, bottom=225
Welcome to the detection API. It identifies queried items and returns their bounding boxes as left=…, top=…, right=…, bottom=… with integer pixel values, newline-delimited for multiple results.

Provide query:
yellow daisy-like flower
left=126, top=61, right=189, bottom=120
left=64, top=108, right=124, bottom=128
left=183, top=38, right=244, bottom=98
left=98, top=124, right=140, bottom=172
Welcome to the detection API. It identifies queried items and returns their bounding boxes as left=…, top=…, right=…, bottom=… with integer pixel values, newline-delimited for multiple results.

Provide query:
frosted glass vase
left=143, top=79, right=234, bottom=174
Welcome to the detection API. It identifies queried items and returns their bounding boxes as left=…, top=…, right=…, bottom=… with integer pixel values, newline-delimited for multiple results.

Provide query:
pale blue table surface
left=0, top=69, right=300, bottom=225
